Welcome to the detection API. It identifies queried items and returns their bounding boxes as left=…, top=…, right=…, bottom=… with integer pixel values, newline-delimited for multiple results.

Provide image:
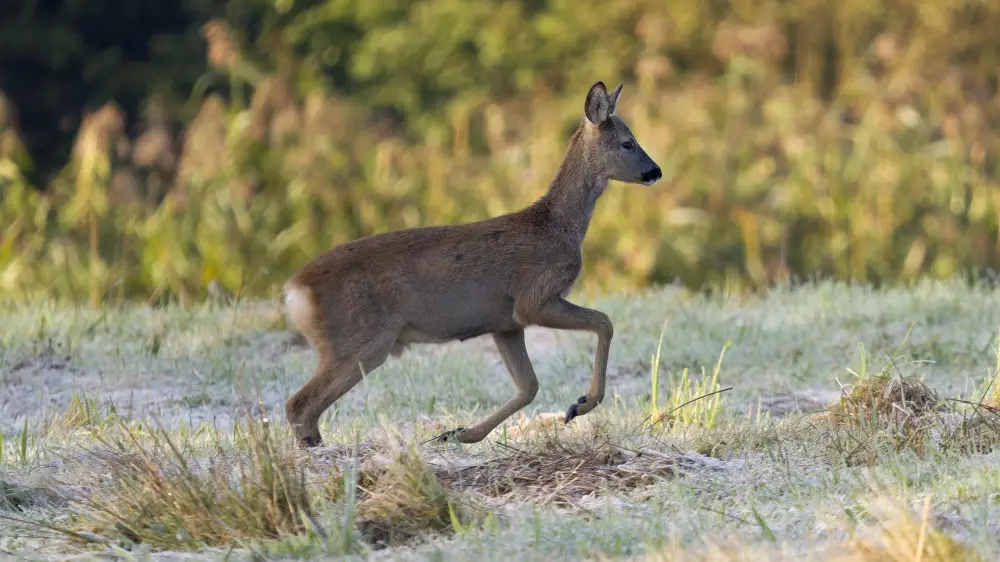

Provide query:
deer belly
left=398, top=297, right=515, bottom=344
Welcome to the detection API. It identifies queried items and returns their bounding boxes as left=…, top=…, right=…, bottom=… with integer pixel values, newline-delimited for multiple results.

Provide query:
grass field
left=1, top=280, right=999, bottom=561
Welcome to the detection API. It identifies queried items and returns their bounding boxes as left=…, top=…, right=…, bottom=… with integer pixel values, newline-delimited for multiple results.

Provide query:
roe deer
left=283, top=81, right=661, bottom=447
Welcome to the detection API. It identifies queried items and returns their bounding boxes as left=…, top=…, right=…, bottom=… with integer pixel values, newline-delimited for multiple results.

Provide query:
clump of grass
left=815, top=344, right=1000, bottom=463
left=53, top=392, right=117, bottom=432
left=815, top=341, right=945, bottom=462
left=648, top=340, right=731, bottom=431
left=842, top=493, right=980, bottom=562
left=76, top=415, right=313, bottom=550
left=354, top=445, right=467, bottom=547
left=830, top=372, right=939, bottom=425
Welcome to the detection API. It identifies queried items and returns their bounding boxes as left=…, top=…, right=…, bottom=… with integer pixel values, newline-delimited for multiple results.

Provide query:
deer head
left=581, top=81, right=661, bottom=186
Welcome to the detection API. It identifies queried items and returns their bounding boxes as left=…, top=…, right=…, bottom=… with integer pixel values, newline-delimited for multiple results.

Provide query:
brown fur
left=283, top=81, right=661, bottom=447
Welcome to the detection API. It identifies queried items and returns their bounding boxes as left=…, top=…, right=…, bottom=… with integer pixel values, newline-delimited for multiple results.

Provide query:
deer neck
left=537, top=129, right=608, bottom=244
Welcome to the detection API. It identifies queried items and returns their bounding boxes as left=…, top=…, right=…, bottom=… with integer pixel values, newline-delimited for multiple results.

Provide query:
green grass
left=1, top=280, right=999, bottom=560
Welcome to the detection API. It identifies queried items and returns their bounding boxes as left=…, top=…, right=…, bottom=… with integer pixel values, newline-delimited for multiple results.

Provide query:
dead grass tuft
left=815, top=371, right=1000, bottom=461
left=814, top=373, right=944, bottom=460
left=831, top=373, right=940, bottom=423
left=433, top=435, right=727, bottom=511
left=73, top=415, right=314, bottom=550
left=354, top=446, right=468, bottom=547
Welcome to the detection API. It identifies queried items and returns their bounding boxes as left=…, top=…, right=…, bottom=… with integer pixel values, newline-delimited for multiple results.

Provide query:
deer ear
left=584, top=81, right=611, bottom=125
left=607, top=84, right=623, bottom=115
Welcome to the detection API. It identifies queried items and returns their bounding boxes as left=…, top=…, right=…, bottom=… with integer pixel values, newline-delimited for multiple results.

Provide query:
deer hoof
left=564, top=396, right=588, bottom=424
left=300, top=435, right=323, bottom=448
left=434, top=427, right=468, bottom=443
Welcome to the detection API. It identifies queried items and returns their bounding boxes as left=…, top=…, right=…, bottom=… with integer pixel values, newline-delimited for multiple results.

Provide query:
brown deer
left=283, top=81, right=661, bottom=447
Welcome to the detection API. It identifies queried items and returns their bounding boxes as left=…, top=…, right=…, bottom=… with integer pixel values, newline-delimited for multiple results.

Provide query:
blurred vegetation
left=2, top=0, right=1000, bottom=305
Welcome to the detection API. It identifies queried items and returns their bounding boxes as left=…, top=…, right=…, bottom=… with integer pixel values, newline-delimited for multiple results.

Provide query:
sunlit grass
left=1, top=282, right=999, bottom=560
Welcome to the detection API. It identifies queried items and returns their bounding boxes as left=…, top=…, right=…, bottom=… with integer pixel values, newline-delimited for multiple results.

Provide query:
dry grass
left=51, top=392, right=115, bottom=433
left=2, top=283, right=1000, bottom=560
left=816, top=363, right=1000, bottom=459
left=354, top=445, right=466, bottom=547
left=824, top=372, right=940, bottom=451
left=433, top=435, right=723, bottom=511
left=833, top=374, right=941, bottom=423
left=71, top=415, right=313, bottom=550
left=44, top=399, right=987, bottom=557
left=312, top=426, right=729, bottom=544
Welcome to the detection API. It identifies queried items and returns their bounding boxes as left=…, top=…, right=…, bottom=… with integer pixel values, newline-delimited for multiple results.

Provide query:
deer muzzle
left=641, top=166, right=662, bottom=185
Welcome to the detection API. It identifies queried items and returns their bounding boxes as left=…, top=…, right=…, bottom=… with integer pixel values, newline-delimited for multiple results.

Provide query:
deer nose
left=641, top=167, right=661, bottom=183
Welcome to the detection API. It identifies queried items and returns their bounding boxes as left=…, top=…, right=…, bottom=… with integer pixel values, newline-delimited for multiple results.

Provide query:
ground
left=1, top=280, right=998, bottom=561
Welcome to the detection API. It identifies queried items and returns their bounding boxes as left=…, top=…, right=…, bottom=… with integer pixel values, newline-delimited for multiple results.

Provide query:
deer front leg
left=514, top=296, right=613, bottom=424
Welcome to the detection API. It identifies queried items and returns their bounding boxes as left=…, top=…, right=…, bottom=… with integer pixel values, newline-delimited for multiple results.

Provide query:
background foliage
left=2, top=0, right=1000, bottom=305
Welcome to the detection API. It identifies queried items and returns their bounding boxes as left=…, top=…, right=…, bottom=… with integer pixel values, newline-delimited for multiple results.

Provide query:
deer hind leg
left=515, top=296, right=612, bottom=424
left=286, top=334, right=394, bottom=448
left=435, top=329, right=539, bottom=444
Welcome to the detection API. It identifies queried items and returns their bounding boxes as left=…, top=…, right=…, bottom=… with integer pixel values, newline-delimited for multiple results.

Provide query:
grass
left=1, top=279, right=1000, bottom=560
left=77, top=414, right=314, bottom=550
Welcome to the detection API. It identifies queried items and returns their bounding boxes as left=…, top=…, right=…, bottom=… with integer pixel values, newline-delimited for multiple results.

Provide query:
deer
left=282, top=81, right=661, bottom=447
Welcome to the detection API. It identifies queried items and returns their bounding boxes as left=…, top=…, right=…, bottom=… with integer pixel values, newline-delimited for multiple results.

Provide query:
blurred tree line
left=1, top=0, right=1000, bottom=305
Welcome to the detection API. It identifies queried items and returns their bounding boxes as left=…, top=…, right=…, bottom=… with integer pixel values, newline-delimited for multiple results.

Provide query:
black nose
left=641, top=167, right=661, bottom=183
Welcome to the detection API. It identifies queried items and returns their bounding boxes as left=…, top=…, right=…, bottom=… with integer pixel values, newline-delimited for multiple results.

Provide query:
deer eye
left=621, top=140, right=634, bottom=150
